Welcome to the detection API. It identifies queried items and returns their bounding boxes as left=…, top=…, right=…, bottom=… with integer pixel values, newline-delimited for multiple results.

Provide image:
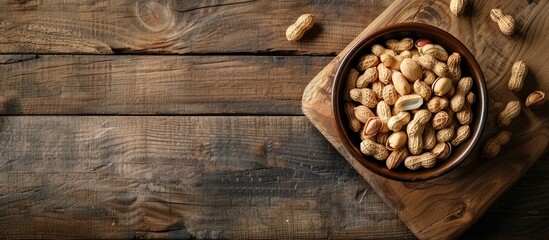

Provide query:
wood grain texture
left=302, top=0, right=549, bottom=239
left=0, top=116, right=547, bottom=239
left=464, top=158, right=549, bottom=239
left=1, top=0, right=548, bottom=238
left=0, top=0, right=393, bottom=54
left=0, top=55, right=331, bottom=115
left=0, top=116, right=413, bottom=239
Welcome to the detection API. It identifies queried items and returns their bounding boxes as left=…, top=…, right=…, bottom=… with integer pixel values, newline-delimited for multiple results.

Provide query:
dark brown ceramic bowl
left=333, top=23, right=487, bottom=182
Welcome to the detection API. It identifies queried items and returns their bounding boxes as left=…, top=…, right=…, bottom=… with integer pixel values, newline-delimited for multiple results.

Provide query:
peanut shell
left=360, top=140, right=389, bottom=161
left=525, top=91, right=546, bottom=108
left=386, top=148, right=410, bottom=169
left=286, top=14, right=314, bottom=41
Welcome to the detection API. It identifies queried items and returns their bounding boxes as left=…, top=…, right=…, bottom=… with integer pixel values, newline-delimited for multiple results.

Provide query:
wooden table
left=0, top=1, right=547, bottom=239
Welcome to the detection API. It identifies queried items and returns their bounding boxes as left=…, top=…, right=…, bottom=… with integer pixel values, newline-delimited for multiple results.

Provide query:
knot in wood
left=137, top=0, right=173, bottom=32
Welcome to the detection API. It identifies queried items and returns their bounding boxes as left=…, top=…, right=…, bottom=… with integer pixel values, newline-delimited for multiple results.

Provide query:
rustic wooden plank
left=0, top=116, right=547, bottom=239
left=0, top=116, right=414, bottom=239
left=464, top=156, right=549, bottom=239
left=0, top=0, right=393, bottom=54
left=0, top=55, right=332, bottom=115
left=302, top=0, right=549, bottom=239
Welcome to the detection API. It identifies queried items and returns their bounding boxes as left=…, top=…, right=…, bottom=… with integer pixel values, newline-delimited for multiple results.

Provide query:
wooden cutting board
left=302, top=0, right=549, bottom=239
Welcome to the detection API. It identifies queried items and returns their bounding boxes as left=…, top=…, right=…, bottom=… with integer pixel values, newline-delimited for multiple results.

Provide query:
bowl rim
left=332, top=22, right=488, bottom=182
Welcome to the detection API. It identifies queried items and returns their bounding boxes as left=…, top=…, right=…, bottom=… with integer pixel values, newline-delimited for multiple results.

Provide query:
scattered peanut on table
left=481, top=59, right=535, bottom=158
left=525, top=91, right=546, bottom=108
left=508, top=61, right=528, bottom=92
left=497, top=100, right=521, bottom=127
left=344, top=37, right=476, bottom=170
left=450, top=0, right=467, bottom=16
left=490, top=9, right=516, bottom=35
left=285, top=14, right=314, bottom=41
left=482, top=131, right=512, bottom=159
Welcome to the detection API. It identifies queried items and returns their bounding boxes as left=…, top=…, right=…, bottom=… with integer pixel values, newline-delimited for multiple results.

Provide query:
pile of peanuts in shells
left=285, top=0, right=546, bottom=167
left=344, top=37, right=474, bottom=170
